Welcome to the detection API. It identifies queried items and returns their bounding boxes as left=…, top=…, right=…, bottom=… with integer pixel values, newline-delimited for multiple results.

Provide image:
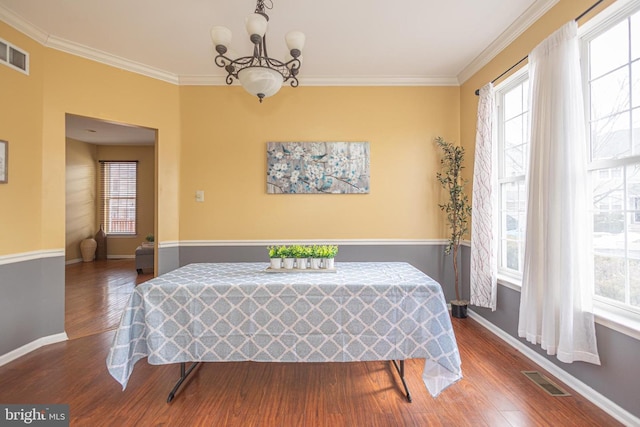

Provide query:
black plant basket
left=451, top=302, right=468, bottom=319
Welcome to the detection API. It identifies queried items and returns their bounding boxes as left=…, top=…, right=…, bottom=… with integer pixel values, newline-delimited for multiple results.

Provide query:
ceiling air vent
left=0, top=38, right=29, bottom=75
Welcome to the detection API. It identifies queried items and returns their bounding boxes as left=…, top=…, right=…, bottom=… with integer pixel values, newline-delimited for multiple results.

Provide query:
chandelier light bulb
left=245, top=13, right=268, bottom=39
left=285, top=31, right=305, bottom=55
left=210, top=26, right=232, bottom=49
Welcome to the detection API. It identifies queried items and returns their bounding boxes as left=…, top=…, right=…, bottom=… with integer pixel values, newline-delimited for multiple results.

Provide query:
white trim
left=65, top=258, right=83, bottom=265
left=46, top=36, right=179, bottom=85
left=494, top=277, right=640, bottom=341
left=497, top=276, right=522, bottom=292
left=0, top=4, right=49, bottom=44
left=457, top=0, right=560, bottom=84
left=176, top=239, right=449, bottom=247
left=298, top=76, right=460, bottom=87
left=578, top=0, right=640, bottom=39
left=158, top=241, right=180, bottom=249
left=0, top=3, right=459, bottom=88
left=0, top=332, right=68, bottom=368
left=594, top=303, right=640, bottom=341
left=468, top=310, right=640, bottom=427
left=0, top=249, right=64, bottom=266
left=107, top=254, right=135, bottom=259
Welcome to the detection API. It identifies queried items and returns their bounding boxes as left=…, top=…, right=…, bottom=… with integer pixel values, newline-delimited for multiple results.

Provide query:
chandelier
left=210, top=0, right=305, bottom=103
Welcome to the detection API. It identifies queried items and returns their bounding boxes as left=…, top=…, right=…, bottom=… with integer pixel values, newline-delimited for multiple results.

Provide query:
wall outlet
left=195, top=190, right=205, bottom=202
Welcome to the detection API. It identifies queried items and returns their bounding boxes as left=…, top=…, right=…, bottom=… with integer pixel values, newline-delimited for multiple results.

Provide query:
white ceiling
left=2, top=0, right=559, bottom=143
left=65, top=115, right=156, bottom=145
left=0, top=0, right=558, bottom=86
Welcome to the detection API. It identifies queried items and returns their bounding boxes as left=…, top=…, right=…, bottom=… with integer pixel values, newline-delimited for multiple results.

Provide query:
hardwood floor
left=0, top=261, right=621, bottom=426
left=64, top=259, right=153, bottom=339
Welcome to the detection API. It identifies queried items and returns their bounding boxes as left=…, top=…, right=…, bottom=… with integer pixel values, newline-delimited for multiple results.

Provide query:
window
left=100, top=161, right=137, bottom=235
left=584, top=5, right=640, bottom=312
left=491, top=1, right=640, bottom=332
left=496, top=75, right=529, bottom=279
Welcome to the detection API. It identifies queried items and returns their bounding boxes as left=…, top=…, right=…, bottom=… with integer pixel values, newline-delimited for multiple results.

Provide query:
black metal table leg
left=391, top=360, right=412, bottom=402
left=167, top=362, right=200, bottom=403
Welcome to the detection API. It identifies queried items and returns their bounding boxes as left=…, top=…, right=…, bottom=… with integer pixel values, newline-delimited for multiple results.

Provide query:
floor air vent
left=522, top=371, right=570, bottom=396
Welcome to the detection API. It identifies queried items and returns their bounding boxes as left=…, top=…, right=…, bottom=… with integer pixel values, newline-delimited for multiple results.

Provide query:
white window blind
left=100, top=161, right=138, bottom=235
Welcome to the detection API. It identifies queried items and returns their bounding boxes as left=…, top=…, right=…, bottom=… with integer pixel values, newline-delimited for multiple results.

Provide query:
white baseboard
left=107, top=255, right=135, bottom=259
left=65, top=258, right=82, bottom=265
left=467, top=310, right=640, bottom=427
left=0, top=332, right=68, bottom=367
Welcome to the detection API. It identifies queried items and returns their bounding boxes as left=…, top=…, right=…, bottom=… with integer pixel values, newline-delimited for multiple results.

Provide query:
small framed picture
left=0, top=140, right=6, bottom=184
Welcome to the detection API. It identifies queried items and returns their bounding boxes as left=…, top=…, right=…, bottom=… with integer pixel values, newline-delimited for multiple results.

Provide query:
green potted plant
left=143, top=233, right=154, bottom=247
left=310, top=245, right=322, bottom=269
left=319, top=245, right=338, bottom=269
left=268, top=245, right=283, bottom=269
left=291, top=244, right=309, bottom=269
left=281, top=245, right=295, bottom=269
left=436, top=136, right=472, bottom=318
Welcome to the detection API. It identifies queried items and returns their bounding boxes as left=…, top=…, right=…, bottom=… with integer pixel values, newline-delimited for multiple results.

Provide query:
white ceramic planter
left=323, top=258, right=335, bottom=269
left=270, top=258, right=282, bottom=269
left=296, top=258, right=308, bottom=269
left=310, top=258, right=322, bottom=269
left=283, top=258, right=295, bottom=269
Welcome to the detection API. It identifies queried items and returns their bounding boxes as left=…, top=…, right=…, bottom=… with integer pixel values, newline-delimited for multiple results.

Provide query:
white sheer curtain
left=470, top=83, right=497, bottom=310
left=518, top=21, right=600, bottom=364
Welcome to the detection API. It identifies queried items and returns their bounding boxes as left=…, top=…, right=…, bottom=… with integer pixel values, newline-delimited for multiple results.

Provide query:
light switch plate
left=195, top=190, right=205, bottom=202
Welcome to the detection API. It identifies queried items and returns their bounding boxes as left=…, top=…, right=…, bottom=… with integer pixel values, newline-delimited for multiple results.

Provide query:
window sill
left=497, top=274, right=522, bottom=292
left=593, top=303, right=640, bottom=341
left=495, top=274, right=640, bottom=341
left=106, top=234, right=138, bottom=239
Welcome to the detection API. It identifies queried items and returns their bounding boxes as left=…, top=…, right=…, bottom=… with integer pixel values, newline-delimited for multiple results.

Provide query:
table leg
left=167, top=362, right=200, bottom=403
left=391, top=360, right=412, bottom=402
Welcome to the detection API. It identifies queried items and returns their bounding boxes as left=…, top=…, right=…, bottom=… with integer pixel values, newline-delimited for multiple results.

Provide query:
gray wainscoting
left=462, top=246, right=640, bottom=420
left=158, top=245, right=180, bottom=275
left=0, top=256, right=65, bottom=356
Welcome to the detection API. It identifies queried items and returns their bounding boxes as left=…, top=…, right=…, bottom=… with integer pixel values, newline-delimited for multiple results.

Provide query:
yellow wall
left=96, top=144, right=155, bottom=257
left=65, top=138, right=97, bottom=260
left=0, top=22, right=45, bottom=255
left=41, top=49, right=180, bottom=252
left=179, top=85, right=460, bottom=240
left=2, top=16, right=462, bottom=258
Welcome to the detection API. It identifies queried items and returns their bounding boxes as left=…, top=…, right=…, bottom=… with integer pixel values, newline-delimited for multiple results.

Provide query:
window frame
left=580, top=0, right=640, bottom=324
left=495, top=68, right=530, bottom=284
left=99, top=160, right=138, bottom=237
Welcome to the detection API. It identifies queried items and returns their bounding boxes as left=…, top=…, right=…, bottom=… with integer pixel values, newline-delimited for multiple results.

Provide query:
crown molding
left=299, top=76, right=460, bottom=87
left=0, top=4, right=49, bottom=44
left=457, top=0, right=560, bottom=84
left=46, top=36, right=180, bottom=85
left=1, top=4, right=461, bottom=87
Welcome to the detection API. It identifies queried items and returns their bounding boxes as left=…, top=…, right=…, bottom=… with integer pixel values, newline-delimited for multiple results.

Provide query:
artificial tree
left=435, top=137, right=472, bottom=318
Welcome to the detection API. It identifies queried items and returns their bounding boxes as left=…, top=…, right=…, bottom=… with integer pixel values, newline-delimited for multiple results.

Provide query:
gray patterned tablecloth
left=106, top=262, right=462, bottom=397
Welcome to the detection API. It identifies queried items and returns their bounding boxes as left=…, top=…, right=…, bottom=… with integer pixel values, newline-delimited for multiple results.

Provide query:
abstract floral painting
left=267, top=142, right=370, bottom=194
